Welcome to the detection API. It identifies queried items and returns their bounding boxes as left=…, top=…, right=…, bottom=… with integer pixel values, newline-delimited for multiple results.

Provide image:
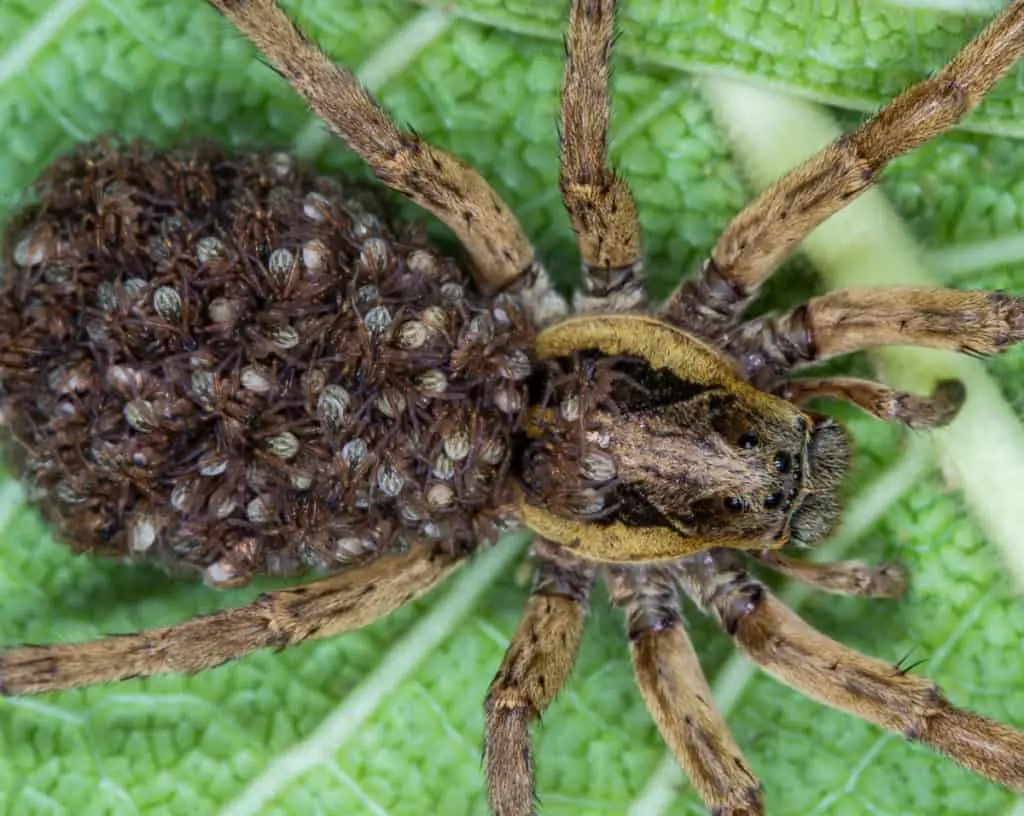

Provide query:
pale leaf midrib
left=0, top=0, right=90, bottom=88
left=217, top=534, right=528, bottom=816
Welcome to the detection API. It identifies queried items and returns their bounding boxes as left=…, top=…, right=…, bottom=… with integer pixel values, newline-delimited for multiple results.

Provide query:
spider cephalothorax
left=2, top=1, right=1024, bottom=815
left=517, top=316, right=853, bottom=562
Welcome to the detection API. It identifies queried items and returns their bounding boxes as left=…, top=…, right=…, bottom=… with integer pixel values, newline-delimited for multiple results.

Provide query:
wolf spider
left=1, top=0, right=1024, bottom=813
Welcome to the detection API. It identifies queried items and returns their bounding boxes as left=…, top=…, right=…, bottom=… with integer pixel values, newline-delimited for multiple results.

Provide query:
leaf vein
left=0, top=0, right=90, bottom=89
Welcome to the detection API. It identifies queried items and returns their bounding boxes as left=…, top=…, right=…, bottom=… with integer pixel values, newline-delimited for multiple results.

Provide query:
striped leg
left=560, top=0, right=645, bottom=314
left=606, top=565, right=763, bottom=815
left=0, top=546, right=460, bottom=694
left=661, top=0, right=1024, bottom=337
left=674, top=549, right=1024, bottom=791
left=484, top=547, right=596, bottom=816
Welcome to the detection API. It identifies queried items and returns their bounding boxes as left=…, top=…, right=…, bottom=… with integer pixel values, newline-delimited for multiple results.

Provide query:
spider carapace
left=1, top=1, right=1024, bottom=814
left=519, top=314, right=852, bottom=564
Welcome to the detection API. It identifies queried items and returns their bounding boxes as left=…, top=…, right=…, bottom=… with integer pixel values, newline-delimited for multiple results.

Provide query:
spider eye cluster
left=720, top=410, right=810, bottom=517
left=721, top=444, right=801, bottom=515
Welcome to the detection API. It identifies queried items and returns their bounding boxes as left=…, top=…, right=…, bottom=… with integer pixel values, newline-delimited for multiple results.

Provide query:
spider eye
left=738, top=431, right=758, bottom=449
left=774, top=452, right=792, bottom=473
left=764, top=492, right=784, bottom=509
left=723, top=496, right=744, bottom=512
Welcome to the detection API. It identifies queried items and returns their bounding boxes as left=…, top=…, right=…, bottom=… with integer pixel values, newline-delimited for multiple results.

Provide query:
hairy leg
left=675, top=550, right=1024, bottom=791
left=606, top=566, right=763, bottom=815
left=724, top=287, right=1024, bottom=387
left=206, top=0, right=536, bottom=294
left=662, top=0, right=1024, bottom=336
left=560, top=0, right=645, bottom=313
left=0, top=545, right=461, bottom=695
left=484, top=546, right=595, bottom=816
left=750, top=550, right=908, bottom=598
left=775, top=376, right=966, bottom=429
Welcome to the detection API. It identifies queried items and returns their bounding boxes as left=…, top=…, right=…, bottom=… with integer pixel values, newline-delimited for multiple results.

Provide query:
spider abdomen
left=0, top=140, right=532, bottom=587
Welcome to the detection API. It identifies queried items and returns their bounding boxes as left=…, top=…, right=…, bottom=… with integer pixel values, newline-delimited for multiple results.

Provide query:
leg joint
left=582, top=259, right=645, bottom=297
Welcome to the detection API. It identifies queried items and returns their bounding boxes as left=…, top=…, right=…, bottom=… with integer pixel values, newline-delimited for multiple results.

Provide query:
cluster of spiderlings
left=520, top=354, right=622, bottom=521
left=0, top=140, right=533, bottom=587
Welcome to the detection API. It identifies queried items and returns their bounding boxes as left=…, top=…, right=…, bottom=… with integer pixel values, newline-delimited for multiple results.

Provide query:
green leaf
left=419, top=0, right=1024, bottom=137
left=1, top=1, right=1023, bottom=815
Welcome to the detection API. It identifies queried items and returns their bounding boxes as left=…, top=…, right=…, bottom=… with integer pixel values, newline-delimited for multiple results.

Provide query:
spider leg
left=749, top=549, right=908, bottom=599
left=484, top=546, right=595, bottom=816
left=606, top=566, right=763, bottom=815
left=775, top=375, right=966, bottom=430
left=205, top=0, right=545, bottom=300
left=724, top=286, right=1024, bottom=388
left=560, top=0, right=645, bottom=314
left=675, top=550, right=1024, bottom=791
left=0, top=545, right=460, bottom=695
left=661, top=0, right=1024, bottom=336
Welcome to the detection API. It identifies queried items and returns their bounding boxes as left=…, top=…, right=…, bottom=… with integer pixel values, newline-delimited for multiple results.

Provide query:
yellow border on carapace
left=536, top=313, right=738, bottom=386
left=519, top=314, right=785, bottom=562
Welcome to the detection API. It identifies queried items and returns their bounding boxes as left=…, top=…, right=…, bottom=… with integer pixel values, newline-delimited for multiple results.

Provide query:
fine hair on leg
left=661, top=0, right=1024, bottom=335
left=206, top=0, right=536, bottom=293
left=774, top=376, right=967, bottom=430
left=560, top=0, right=645, bottom=313
left=725, top=287, right=1024, bottom=387
left=0, top=546, right=461, bottom=695
left=749, top=549, right=908, bottom=599
left=606, top=565, right=763, bottom=815
left=674, top=550, right=1024, bottom=791
left=484, top=545, right=595, bottom=816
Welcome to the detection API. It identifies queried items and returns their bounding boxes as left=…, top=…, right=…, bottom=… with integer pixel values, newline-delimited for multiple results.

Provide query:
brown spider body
left=0, top=141, right=854, bottom=586
left=0, top=142, right=852, bottom=579
left=520, top=316, right=852, bottom=561
left=0, top=141, right=530, bottom=586
left=2, top=1, right=1024, bottom=814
